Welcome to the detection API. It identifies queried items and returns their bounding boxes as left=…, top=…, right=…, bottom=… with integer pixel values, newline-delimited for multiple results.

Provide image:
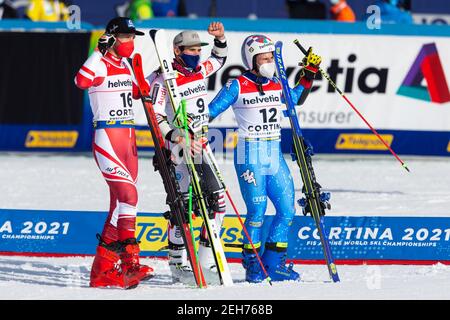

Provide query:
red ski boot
left=120, top=238, right=154, bottom=282
left=89, top=236, right=139, bottom=289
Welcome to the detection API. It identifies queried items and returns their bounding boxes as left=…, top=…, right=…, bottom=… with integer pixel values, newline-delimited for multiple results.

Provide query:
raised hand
left=207, top=21, right=225, bottom=40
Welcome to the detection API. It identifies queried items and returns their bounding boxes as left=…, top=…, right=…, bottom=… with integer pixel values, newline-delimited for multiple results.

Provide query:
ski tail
left=148, top=29, right=234, bottom=287
left=274, top=41, right=340, bottom=283
left=132, top=53, right=207, bottom=288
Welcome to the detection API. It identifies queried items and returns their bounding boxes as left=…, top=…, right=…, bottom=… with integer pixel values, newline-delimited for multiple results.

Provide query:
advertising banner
left=130, top=22, right=450, bottom=156
left=1, top=209, right=449, bottom=264
left=1, top=20, right=449, bottom=155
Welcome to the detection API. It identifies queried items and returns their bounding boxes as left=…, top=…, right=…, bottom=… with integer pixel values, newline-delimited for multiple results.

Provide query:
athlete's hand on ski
left=97, top=33, right=116, bottom=56
left=300, top=47, right=322, bottom=80
left=207, top=22, right=225, bottom=40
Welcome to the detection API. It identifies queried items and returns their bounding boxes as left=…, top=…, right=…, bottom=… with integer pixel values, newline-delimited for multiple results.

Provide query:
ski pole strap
left=173, top=99, right=188, bottom=129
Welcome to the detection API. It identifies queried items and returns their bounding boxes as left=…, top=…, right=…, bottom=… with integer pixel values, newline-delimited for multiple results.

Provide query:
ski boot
left=198, top=240, right=221, bottom=285
left=242, top=250, right=265, bottom=283
left=261, top=246, right=300, bottom=282
left=89, top=235, right=139, bottom=289
left=168, top=242, right=197, bottom=286
left=119, top=238, right=154, bottom=282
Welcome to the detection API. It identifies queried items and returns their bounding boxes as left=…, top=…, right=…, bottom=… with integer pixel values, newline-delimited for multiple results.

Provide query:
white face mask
left=258, top=62, right=276, bottom=79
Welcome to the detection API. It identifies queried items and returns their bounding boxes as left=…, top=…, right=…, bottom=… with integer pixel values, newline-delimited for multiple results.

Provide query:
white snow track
left=0, top=255, right=449, bottom=299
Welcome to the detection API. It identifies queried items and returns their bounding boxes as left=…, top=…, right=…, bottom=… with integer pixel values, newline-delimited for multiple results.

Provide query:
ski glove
left=299, top=47, right=322, bottom=81
left=98, top=33, right=116, bottom=56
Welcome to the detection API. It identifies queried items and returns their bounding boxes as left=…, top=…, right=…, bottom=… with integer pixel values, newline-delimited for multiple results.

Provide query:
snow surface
left=0, top=152, right=449, bottom=299
left=0, top=255, right=449, bottom=300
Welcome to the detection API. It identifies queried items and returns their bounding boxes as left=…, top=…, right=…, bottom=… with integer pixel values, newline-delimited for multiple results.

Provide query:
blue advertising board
left=0, top=209, right=449, bottom=264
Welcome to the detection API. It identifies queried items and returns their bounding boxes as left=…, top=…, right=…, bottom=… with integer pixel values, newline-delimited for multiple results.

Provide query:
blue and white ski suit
left=209, top=71, right=305, bottom=251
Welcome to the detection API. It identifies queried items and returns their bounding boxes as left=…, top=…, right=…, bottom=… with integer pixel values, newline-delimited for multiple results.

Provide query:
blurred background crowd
left=0, top=0, right=448, bottom=26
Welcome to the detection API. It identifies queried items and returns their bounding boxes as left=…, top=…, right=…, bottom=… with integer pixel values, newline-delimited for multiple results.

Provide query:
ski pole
left=202, top=143, right=272, bottom=285
left=184, top=105, right=204, bottom=288
left=293, top=39, right=410, bottom=173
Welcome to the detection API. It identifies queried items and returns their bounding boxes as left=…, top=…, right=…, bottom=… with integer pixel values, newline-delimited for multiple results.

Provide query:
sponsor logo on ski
left=25, top=131, right=78, bottom=148
left=156, top=86, right=167, bottom=106
left=330, top=263, right=337, bottom=274
left=135, top=130, right=154, bottom=147
left=335, top=133, right=393, bottom=150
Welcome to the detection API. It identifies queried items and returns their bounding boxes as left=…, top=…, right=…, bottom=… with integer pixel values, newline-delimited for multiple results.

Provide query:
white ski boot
left=168, top=243, right=197, bottom=286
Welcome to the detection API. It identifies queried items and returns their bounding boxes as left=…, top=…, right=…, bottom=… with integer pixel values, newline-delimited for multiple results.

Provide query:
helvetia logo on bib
left=397, top=43, right=450, bottom=103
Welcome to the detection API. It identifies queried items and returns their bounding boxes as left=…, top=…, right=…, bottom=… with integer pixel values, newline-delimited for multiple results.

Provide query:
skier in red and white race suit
left=147, top=22, right=228, bottom=284
left=75, top=17, right=153, bottom=289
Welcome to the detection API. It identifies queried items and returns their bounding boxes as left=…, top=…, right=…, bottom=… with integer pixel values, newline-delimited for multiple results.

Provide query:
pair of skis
left=132, top=29, right=233, bottom=288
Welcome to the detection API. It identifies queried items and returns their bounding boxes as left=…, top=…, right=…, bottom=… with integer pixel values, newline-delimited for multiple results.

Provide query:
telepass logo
left=397, top=43, right=450, bottom=103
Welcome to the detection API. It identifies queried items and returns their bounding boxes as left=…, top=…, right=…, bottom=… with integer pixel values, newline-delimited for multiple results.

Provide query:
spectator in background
left=0, top=0, right=18, bottom=19
left=371, top=0, right=413, bottom=24
left=330, top=0, right=355, bottom=22
left=151, top=0, right=187, bottom=17
left=286, top=0, right=327, bottom=20
left=26, top=0, right=70, bottom=21
left=127, top=0, right=154, bottom=20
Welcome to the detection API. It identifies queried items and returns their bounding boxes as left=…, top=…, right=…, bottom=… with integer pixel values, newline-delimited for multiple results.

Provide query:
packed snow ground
left=0, top=152, right=449, bottom=300
left=0, top=255, right=449, bottom=300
